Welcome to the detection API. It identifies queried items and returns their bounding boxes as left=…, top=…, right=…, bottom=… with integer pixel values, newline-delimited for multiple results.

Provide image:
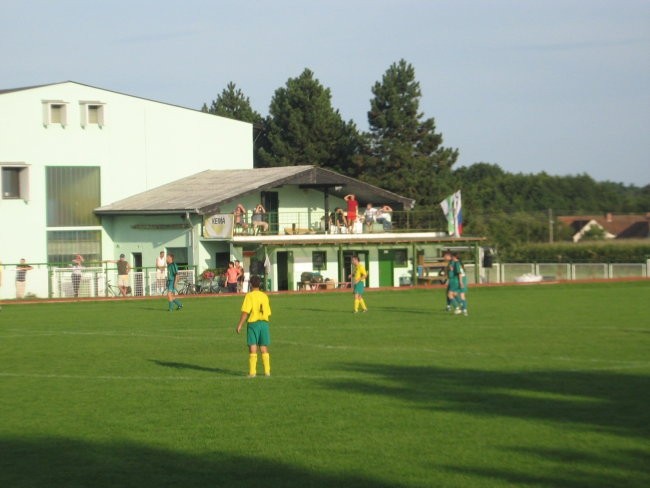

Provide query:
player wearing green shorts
left=235, top=275, right=271, bottom=377
left=166, top=253, right=183, bottom=311
left=450, top=253, right=468, bottom=315
left=350, top=255, right=368, bottom=313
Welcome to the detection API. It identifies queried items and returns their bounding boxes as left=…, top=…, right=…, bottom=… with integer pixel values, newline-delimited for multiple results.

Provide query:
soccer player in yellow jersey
left=351, top=255, right=368, bottom=313
left=235, top=275, right=272, bottom=377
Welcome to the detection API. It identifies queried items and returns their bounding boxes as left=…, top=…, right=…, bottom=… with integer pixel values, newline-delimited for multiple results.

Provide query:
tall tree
left=362, top=59, right=458, bottom=205
left=257, top=68, right=362, bottom=174
left=202, top=82, right=263, bottom=124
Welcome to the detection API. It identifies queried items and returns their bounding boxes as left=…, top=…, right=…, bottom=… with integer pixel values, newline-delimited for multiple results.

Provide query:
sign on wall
left=202, top=213, right=234, bottom=239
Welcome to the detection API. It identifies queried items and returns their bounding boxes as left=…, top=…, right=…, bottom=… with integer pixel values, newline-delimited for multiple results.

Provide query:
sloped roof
left=95, top=165, right=416, bottom=215
left=0, top=81, right=216, bottom=116
left=558, top=213, right=650, bottom=239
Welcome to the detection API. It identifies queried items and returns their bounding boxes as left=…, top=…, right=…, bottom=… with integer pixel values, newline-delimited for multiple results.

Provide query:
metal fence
left=483, top=262, right=648, bottom=284
left=0, top=264, right=197, bottom=300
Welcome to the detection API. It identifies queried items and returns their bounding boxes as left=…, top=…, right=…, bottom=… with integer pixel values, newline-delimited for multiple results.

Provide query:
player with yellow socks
left=235, top=275, right=272, bottom=377
left=351, top=255, right=368, bottom=313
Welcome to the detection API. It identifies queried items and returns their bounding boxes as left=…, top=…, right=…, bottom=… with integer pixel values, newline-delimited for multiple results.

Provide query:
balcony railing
left=234, top=210, right=450, bottom=236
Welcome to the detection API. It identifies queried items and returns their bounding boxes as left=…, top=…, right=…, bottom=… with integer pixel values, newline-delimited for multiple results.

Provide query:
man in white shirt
left=155, top=251, right=167, bottom=293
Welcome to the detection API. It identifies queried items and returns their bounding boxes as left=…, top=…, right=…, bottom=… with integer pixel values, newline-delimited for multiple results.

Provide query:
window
left=312, top=251, right=327, bottom=271
left=47, top=230, right=102, bottom=265
left=1, top=165, right=29, bottom=200
left=80, top=101, right=105, bottom=127
left=167, top=247, right=189, bottom=267
left=393, top=249, right=408, bottom=267
left=42, top=101, right=68, bottom=127
left=46, top=166, right=101, bottom=226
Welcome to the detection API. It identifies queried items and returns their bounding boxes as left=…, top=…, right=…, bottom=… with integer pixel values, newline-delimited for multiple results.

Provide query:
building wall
left=0, top=82, right=253, bottom=270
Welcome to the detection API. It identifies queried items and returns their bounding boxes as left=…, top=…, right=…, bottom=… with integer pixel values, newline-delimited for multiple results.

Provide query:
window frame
left=312, top=250, right=327, bottom=271
left=42, top=100, right=68, bottom=127
left=79, top=101, right=105, bottom=128
left=393, top=249, right=409, bottom=268
left=1, top=164, right=30, bottom=201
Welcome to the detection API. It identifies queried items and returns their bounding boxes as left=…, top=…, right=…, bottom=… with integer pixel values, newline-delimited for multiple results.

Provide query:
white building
left=0, top=81, right=253, bottom=298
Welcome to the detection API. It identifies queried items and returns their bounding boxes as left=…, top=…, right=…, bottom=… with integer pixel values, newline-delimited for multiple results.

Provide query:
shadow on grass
left=442, top=447, right=650, bottom=488
left=321, top=363, right=650, bottom=439
left=149, top=360, right=241, bottom=377
left=321, top=363, right=650, bottom=486
left=0, top=437, right=404, bottom=488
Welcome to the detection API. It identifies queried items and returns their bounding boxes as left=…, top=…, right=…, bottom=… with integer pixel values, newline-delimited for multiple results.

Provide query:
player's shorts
left=448, top=279, right=462, bottom=293
left=459, top=277, right=468, bottom=293
left=118, top=275, right=129, bottom=287
left=247, top=321, right=271, bottom=347
left=353, top=280, right=365, bottom=295
left=166, top=280, right=175, bottom=292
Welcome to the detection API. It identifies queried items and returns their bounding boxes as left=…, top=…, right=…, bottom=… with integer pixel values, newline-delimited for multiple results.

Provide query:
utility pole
left=548, top=208, right=554, bottom=243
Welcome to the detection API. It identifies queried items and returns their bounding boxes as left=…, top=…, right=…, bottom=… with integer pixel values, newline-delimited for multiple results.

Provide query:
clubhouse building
left=0, top=81, right=482, bottom=298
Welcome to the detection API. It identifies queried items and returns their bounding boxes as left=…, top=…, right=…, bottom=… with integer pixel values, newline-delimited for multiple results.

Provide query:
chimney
left=606, top=212, right=613, bottom=223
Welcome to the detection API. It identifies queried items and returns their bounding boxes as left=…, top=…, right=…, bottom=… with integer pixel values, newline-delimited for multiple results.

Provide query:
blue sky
left=2, top=0, right=648, bottom=185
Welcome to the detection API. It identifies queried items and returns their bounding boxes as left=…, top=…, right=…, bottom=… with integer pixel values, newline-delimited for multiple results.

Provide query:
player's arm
left=235, top=312, right=249, bottom=334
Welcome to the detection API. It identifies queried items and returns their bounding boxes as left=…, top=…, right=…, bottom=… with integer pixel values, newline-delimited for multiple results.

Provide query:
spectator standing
left=225, top=261, right=240, bottom=293
left=235, top=259, right=245, bottom=293
left=15, top=258, right=33, bottom=299
left=71, top=254, right=84, bottom=298
left=344, top=194, right=358, bottom=233
left=114, top=254, right=131, bottom=297
left=155, top=251, right=167, bottom=293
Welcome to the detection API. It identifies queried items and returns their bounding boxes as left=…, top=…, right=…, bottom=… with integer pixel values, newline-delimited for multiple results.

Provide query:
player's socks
left=173, top=299, right=182, bottom=307
left=359, top=298, right=367, bottom=311
left=354, top=299, right=359, bottom=312
left=461, top=298, right=467, bottom=310
left=168, top=302, right=174, bottom=311
left=248, top=353, right=258, bottom=376
left=262, top=353, right=271, bottom=376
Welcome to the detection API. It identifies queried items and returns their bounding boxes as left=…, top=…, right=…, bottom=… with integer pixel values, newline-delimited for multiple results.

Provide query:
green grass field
left=1, top=281, right=649, bottom=488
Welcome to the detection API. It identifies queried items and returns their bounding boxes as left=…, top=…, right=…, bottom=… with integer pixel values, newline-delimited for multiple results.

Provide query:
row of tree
left=202, top=60, right=649, bottom=247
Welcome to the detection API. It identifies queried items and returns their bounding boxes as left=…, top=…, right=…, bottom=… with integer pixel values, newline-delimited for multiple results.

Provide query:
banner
left=440, top=190, right=463, bottom=237
left=202, top=213, right=234, bottom=239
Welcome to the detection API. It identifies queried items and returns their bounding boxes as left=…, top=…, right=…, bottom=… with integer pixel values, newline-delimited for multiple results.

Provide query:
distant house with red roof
left=558, top=213, right=650, bottom=242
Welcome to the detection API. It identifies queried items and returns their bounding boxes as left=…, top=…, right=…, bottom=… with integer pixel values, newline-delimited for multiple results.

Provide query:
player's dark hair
left=250, top=275, right=262, bottom=288
left=167, top=253, right=174, bottom=259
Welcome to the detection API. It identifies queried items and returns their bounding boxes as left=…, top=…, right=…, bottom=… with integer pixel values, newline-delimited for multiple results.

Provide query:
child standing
left=235, top=275, right=271, bottom=377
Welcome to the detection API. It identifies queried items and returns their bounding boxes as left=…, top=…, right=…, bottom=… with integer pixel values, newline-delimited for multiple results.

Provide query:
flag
left=264, top=251, right=271, bottom=273
left=440, top=190, right=462, bottom=237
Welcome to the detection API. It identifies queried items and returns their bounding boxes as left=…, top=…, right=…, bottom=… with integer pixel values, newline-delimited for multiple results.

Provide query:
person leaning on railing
left=15, top=258, right=33, bottom=299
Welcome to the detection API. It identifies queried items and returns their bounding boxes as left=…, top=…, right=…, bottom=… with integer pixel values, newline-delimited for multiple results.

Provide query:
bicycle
left=176, top=279, right=199, bottom=295
left=105, top=280, right=125, bottom=297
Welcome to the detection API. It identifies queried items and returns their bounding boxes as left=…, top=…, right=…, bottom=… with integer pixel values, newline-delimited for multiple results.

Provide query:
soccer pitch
left=1, top=281, right=648, bottom=488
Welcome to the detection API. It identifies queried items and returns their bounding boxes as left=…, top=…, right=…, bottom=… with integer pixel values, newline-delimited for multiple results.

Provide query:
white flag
left=440, top=190, right=463, bottom=237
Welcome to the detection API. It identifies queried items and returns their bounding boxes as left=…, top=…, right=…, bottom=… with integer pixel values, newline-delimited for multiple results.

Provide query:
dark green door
left=378, top=249, right=394, bottom=287
left=262, top=191, right=279, bottom=234
left=276, top=251, right=293, bottom=291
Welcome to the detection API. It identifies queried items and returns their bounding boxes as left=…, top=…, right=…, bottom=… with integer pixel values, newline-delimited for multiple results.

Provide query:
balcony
left=233, top=210, right=450, bottom=237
